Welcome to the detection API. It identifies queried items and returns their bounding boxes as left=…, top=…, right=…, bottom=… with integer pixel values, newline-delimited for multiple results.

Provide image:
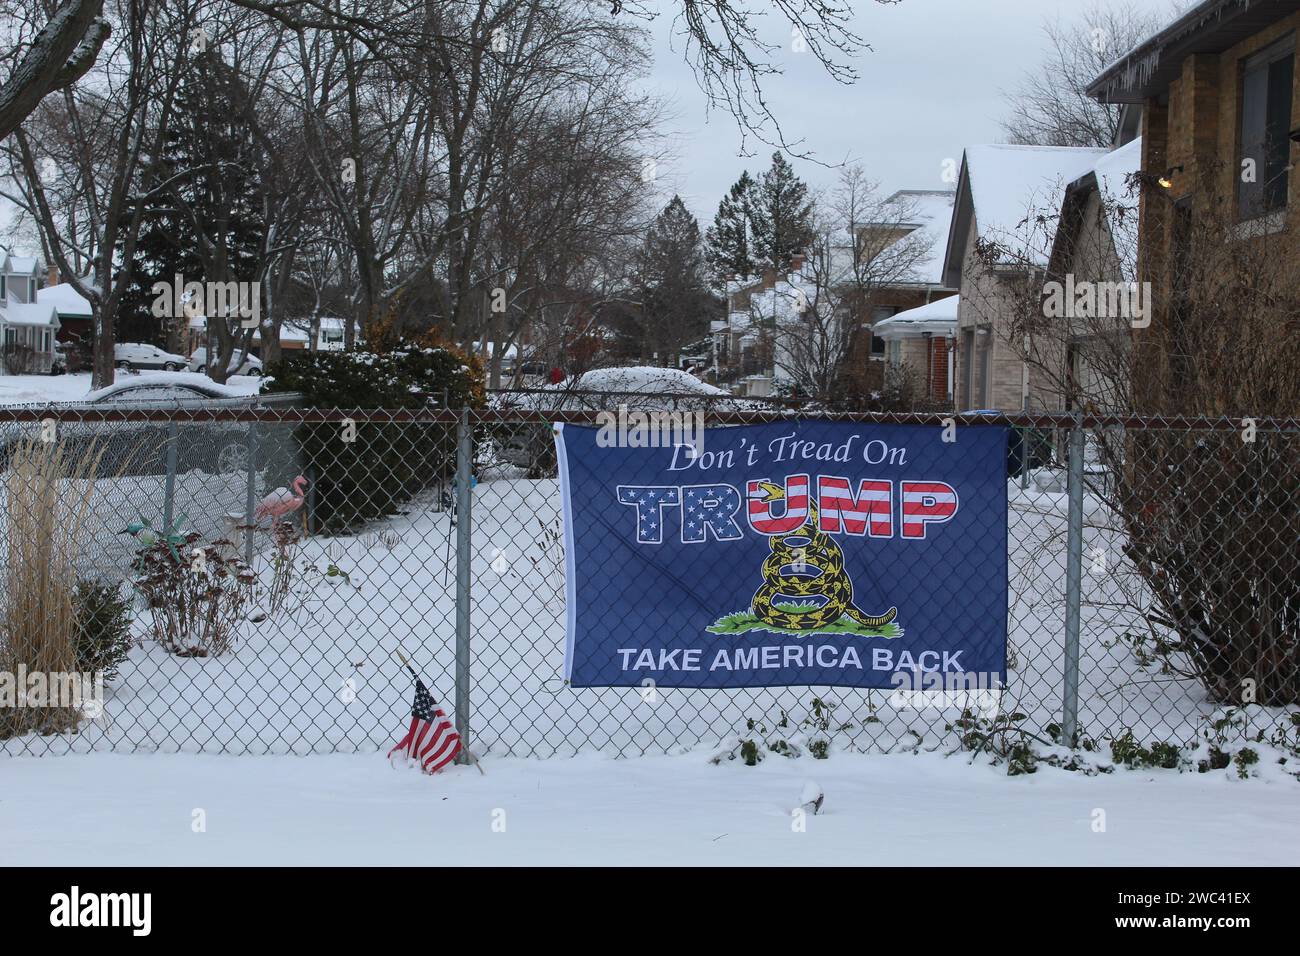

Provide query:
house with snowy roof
left=942, top=144, right=1110, bottom=412
left=711, top=257, right=806, bottom=396
left=711, top=188, right=958, bottom=400
left=36, top=273, right=94, bottom=345
left=0, top=250, right=60, bottom=374
left=842, top=188, right=958, bottom=404
left=1087, top=0, right=1300, bottom=415
left=1046, top=136, right=1145, bottom=413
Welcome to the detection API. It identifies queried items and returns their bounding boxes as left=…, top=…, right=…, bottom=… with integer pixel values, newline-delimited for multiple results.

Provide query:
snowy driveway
left=3, top=751, right=1295, bottom=865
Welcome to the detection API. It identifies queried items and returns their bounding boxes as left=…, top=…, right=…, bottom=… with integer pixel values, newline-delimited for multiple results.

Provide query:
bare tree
left=976, top=162, right=1300, bottom=708
left=0, top=0, right=110, bottom=142
left=1000, top=2, right=1167, bottom=148
left=2, top=0, right=197, bottom=388
left=773, top=164, right=934, bottom=400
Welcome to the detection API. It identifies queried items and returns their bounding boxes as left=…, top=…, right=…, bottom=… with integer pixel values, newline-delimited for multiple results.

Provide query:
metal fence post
left=1061, top=411, right=1085, bottom=746
left=244, top=421, right=258, bottom=566
left=163, top=420, right=179, bottom=533
left=454, top=407, right=473, bottom=762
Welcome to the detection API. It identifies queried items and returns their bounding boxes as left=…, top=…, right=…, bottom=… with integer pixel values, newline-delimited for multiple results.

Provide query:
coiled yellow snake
left=751, top=481, right=898, bottom=631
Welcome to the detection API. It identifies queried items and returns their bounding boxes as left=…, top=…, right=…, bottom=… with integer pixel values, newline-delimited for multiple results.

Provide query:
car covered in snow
left=114, top=342, right=189, bottom=372
left=84, top=373, right=254, bottom=405
left=187, top=347, right=263, bottom=376
left=488, top=366, right=756, bottom=476
left=0, top=373, right=299, bottom=478
left=496, top=366, right=753, bottom=414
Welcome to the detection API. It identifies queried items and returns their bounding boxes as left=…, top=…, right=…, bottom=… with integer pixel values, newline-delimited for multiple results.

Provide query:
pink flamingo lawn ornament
left=255, top=475, right=308, bottom=528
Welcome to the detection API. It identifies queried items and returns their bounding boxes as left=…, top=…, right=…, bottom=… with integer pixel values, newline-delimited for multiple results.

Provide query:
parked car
left=114, top=342, right=189, bottom=372
left=188, top=347, right=264, bottom=376
left=86, top=376, right=251, bottom=404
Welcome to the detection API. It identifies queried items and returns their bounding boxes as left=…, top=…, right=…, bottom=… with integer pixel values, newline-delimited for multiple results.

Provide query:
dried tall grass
left=0, top=437, right=107, bottom=738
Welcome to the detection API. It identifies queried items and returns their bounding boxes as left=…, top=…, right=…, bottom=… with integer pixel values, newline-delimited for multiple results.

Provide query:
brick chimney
left=46, top=263, right=59, bottom=287
left=789, top=253, right=805, bottom=272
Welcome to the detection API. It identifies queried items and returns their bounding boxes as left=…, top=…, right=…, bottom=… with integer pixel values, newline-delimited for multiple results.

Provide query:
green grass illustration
left=706, top=603, right=903, bottom=638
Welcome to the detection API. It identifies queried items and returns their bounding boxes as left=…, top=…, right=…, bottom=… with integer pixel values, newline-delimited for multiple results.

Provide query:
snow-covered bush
left=132, top=534, right=255, bottom=658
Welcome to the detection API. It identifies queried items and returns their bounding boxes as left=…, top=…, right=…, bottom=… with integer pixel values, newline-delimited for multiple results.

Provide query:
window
left=3, top=327, right=15, bottom=347
left=1238, top=36, right=1295, bottom=219
left=870, top=306, right=898, bottom=358
left=0, top=275, right=6, bottom=300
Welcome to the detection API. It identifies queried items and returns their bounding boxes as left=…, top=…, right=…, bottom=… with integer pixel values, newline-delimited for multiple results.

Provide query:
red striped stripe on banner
left=746, top=474, right=809, bottom=535
left=817, top=477, right=892, bottom=537
left=900, top=482, right=959, bottom=538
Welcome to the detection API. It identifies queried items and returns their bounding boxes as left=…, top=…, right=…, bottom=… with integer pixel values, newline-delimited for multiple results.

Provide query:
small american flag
left=388, top=676, right=461, bottom=774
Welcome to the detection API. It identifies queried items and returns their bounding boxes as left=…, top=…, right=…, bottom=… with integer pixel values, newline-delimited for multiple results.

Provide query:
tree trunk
left=91, top=305, right=114, bottom=390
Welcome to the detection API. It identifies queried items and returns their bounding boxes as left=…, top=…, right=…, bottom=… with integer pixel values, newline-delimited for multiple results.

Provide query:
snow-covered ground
left=3, top=749, right=1295, bottom=865
left=0, top=371, right=262, bottom=406
left=0, top=475, right=1268, bottom=759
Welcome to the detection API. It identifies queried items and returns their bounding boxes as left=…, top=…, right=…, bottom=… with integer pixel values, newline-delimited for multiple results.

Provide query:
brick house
left=944, top=144, right=1109, bottom=411
left=873, top=293, right=958, bottom=406
left=1046, top=135, right=1145, bottom=414
left=842, top=189, right=958, bottom=399
left=1087, top=0, right=1300, bottom=413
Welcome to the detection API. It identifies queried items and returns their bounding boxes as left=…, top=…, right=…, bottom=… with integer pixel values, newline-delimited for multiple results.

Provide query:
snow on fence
left=0, top=405, right=1295, bottom=758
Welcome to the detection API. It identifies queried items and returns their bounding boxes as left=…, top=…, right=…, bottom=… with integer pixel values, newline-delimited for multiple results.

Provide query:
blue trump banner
left=555, top=420, right=1008, bottom=689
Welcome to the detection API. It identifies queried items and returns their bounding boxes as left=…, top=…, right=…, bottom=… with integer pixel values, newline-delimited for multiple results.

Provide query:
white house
left=0, top=251, right=60, bottom=374
left=186, top=314, right=349, bottom=356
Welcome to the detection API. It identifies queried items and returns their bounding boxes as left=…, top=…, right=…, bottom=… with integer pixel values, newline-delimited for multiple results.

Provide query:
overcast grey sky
left=642, top=0, right=1176, bottom=223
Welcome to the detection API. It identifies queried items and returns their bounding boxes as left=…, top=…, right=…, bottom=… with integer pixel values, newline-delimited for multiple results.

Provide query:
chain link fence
left=0, top=401, right=1295, bottom=758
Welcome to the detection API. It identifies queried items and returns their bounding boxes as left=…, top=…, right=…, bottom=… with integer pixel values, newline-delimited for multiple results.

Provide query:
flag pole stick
left=393, top=647, right=485, bottom=775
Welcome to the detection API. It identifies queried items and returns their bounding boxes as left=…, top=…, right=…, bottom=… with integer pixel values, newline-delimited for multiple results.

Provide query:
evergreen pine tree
left=704, top=170, right=757, bottom=285
left=637, top=195, right=712, bottom=365
left=750, top=152, right=814, bottom=272
left=116, top=50, right=266, bottom=351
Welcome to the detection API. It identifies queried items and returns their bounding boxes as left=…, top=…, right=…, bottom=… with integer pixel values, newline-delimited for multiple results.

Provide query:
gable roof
left=942, top=144, right=1110, bottom=286
left=37, top=282, right=93, bottom=318
left=1049, top=138, right=1145, bottom=284
left=877, top=189, right=957, bottom=287
left=0, top=301, right=59, bottom=327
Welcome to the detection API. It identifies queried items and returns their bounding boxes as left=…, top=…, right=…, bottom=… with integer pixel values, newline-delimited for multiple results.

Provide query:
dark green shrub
left=72, top=580, right=133, bottom=681
left=263, top=347, right=484, bottom=530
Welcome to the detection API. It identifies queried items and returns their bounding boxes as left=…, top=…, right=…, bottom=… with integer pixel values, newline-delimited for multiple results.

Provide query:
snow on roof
left=964, top=144, right=1109, bottom=265
left=874, top=295, right=959, bottom=341
left=6, top=255, right=38, bottom=273
left=1090, top=137, right=1143, bottom=281
left=878, top=188, right=957, bottom=287
left=37, top=282, right=92, bottom=317
left=748, top=273, right=832, bottom=325
left=0, top=301, right=58, bottom=326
